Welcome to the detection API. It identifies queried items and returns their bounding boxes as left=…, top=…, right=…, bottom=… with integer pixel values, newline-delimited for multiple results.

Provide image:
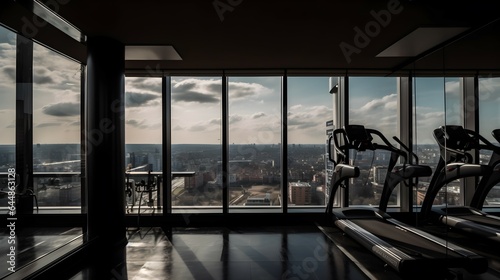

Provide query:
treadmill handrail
left=331, top=126, right=408, bottom=165
left=328, top=126, right=407, bottom=211
left=329, top=125, right=432, bottom=211
left=326, top=163, right=360, bottom=215
left=393, top=136, right=419, bottom=164
left=327, top=134, right=336, bottom=165
left=434, top=125, right=500, bottom=163
left=366, top=128, right=408, bottom=163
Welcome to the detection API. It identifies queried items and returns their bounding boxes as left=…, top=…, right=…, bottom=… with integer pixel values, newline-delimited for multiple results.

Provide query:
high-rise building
left=289, top=181, right=312, bottom=205
left=325, top=119, right=334, bottom=205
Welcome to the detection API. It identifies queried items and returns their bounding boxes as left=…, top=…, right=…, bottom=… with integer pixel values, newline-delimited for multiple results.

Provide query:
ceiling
left=2, top=0, right=500, bottom=73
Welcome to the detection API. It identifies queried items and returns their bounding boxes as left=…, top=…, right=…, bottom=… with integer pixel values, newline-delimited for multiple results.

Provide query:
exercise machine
left=420, top=125, right=500, bottom=243
left=326, top=124, right=487, bottom=278
left=470, top=128, right=500, bottom=209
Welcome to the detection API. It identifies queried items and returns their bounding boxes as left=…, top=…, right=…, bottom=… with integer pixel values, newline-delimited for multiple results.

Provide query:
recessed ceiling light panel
left=125, top=46, right=182, bottom=60
left=376, top=27, right=470, bottom=57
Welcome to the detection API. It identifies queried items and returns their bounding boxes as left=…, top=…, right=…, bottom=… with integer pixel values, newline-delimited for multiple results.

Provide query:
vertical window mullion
left=81, top=64, right=87, bottom=215
left=282, top=72, right=288, bottom=213
left=222, top=72, right=229, bottom=214
left=163, top=75, right=172, bottom=214
left=15, top=34, right=34, bottom=195
left=342, top=75, right=349, bottom=207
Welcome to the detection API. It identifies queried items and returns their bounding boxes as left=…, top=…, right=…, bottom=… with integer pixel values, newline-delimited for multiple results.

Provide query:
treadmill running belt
left=353, top=219, right=463, bottom=259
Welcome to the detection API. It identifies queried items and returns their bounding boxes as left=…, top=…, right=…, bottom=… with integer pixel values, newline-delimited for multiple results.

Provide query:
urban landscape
left=1, top=142, right=499, bottom=210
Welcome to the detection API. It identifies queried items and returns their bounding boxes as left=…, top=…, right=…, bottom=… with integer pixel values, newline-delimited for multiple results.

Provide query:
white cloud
left=358, top=93, right=397, bottom=111
left=229, top=81, right=273, bottom=100
left=251, top=112, right=266, bottom=119
left=126, top=77, right=162, bottom=94
left=182, top=118, right=221, bottom=132
left=36, top=122, right=61, bottom=128
left=285, top=104, right=333, bottom=144
left=229, top=115, right=243, bottom=124
left=42, top=102, right=80, bottom=116
left=171, top=78, right=221, bottom=103
left=126, top=92, right=160, bottom=107
left=350, top=94, right=398, bottom=134
left=445, top=80, right=460, bottom=96
left=478, top=78, right=500, bottom=102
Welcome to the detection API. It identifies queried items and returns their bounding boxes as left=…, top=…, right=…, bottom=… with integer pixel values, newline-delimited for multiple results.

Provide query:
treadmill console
left=440, top=125, right=475, bottom=150
left=492, top=129, right=500, bottom=143
left=344, top=125, right=373, bottom=151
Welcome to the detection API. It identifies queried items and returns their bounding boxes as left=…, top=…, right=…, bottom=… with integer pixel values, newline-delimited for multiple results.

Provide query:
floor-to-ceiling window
left=32, top=43, right=82, bottom=208
left=479, top=76, right=500, bottom=207
left=124, top=76, right=163, bottom=213
left=170, top=76, right=222, bottom=211
left=413, top=77, right=462, bottom=207
left=228, top=76, right=282, bottom=212
left=0, top=25, right=16, bottom=207
left=348, top=77, right=399, bottom=207
left=287, top=77, right=333, bottom=208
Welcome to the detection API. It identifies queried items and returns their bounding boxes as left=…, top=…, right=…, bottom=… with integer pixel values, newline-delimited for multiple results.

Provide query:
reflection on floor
left=70, top=225, right=368, bottom=280
left=0, top=227, right=83, bottom=279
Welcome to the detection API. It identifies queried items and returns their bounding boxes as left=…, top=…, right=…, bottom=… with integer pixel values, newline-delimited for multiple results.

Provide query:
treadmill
left=470, top=128, right=500, bottom=209
left=326, top=125, right=487, bottom=278
left=421, top=125, right=500, bottom=243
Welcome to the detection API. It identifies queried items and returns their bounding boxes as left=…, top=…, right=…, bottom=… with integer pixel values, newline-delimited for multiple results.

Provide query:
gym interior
left=1, top=1, right=500, bottom=279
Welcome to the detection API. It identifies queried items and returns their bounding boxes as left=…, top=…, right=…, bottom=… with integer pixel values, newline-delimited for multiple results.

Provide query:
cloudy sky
left=125, top=76, right=332, bottom=145
left=0, top=26, right=82, bottom=145
left=1, top=25, right=500, bottom=147
left=32, top=44, right=81, bottom=144
left=0, top=26, right=16, bottom=145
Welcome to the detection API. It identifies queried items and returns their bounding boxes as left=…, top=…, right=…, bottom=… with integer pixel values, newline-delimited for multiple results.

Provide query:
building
left=325, top=119, right=335, bottom=205
left=1, top=1, right=500, bottom=279
left=245, top=193, right=272, bottom=206
left=289, top=181, right=312, bottom=205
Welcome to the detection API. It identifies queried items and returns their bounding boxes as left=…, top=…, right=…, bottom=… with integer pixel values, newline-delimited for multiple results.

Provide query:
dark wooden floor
left=5, top=224, right=500, bottom=279
left=69, top=225, right=368, bottom=280
left=0, top=227, right=83, bottom=279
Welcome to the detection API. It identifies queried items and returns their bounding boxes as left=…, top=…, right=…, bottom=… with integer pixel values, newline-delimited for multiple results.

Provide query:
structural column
left=86, top=37, right=126, bottom=251
left=15, top=34, right=33, bottom=197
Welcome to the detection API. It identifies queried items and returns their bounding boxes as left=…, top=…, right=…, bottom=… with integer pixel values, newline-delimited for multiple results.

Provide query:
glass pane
left=479, top=77, right=500, bottom=207
left=228, top=77, right=281, bottom=211
left=171, top=77, right=222, bottom=210
left=287, top=77, right=332, bottom=207
left=125, top=77, right=163, bottom=214
left=413, top=77, right=462, bottom=207
left=32, top=43, right=82, bottom=207
left=0, top=26, right=16, bottom=208
left=348, top=77, right=398, bottom=206
left=479, top=77, right=500, bottom=144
